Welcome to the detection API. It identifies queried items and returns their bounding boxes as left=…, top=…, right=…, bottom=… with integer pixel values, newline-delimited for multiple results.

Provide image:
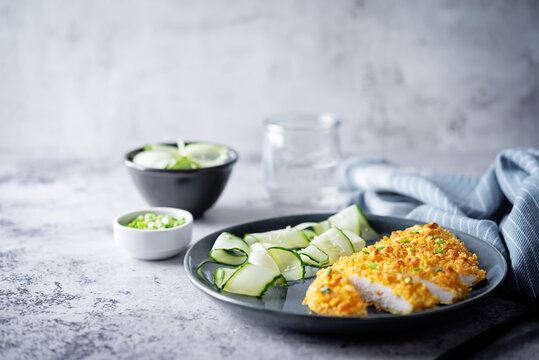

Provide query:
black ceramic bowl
left=124, top=142, right=238, bottom=218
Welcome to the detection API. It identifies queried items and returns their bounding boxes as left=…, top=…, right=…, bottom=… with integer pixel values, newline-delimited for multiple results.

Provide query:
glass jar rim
left=265, top=113, right=340, bottom=130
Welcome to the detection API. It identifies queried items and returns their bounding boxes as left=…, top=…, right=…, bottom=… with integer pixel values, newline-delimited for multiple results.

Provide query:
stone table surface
left=1, top=156, right=538, bottom=360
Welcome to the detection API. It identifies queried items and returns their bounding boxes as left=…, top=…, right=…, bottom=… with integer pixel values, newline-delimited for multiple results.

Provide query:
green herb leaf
left=368, top=262, right=378, bottom=269
left=413, top=267, right=422, bottom=271
left=435, top=239, right=443, bottom=245
left=433, top=234, right=440, bottom=239
left=435, top=248, right=444, bottom=254
left=362, top=250, right=370, bottom=255
left=321, top=287, right=331, bottom=294
left=436, top=267, right=444, bottom=272
left=411, top=229, right=420, bottom=233
left=400, top=238, right=409, bottom=243
left=325, top=268, right=332, bottom=277
left=404, top=277, right=412, bottom=284
left=377, top=246, right=385, bottom=250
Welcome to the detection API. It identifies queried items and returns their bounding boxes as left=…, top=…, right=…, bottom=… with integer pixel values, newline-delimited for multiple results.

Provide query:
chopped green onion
left=321, top=287, right=331, bottom=294
left=436, top=239, right=444, bottom=245
left=377, top=246, right=385, bottom=250
left=362, top=250, right=370, bottom=255
left=410, top=248, right=416, bottom=252
left=125, top=213, right=186, bottom=230
left=404, top=277, right=412, bottom=284
left=400, top=238, right=409, bottom=243
left=413, top=267, right=422, bottom=271
left=436, top=267, right=444, bottom=272
left=411, top=229, right=420, bottom=233
left=433, top=234, right=440, bottom=239
left=435, top=248, right=444, bottom=254
left=325, top=268, right=332, bottom=277
left=368, top=262, right=378, bottom=269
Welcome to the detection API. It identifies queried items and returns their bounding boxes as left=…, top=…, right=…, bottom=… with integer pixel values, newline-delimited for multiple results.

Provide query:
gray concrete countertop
left=1, top=156, right=537, bottom=359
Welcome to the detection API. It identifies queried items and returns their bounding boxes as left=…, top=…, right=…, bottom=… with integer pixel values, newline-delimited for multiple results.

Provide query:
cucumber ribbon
left=204, top=205, right=378, bottom=297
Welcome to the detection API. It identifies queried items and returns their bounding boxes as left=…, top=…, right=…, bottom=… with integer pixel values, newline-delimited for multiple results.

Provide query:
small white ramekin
left=113, top=207, right=193, bottom=260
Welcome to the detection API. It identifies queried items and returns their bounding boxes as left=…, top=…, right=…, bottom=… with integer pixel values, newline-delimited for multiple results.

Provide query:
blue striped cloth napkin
left=343, top=148, right=539, bottom=299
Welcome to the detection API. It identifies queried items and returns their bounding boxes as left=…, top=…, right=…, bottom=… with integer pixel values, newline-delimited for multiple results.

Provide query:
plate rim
left=184, top=213, right=508, bottom=322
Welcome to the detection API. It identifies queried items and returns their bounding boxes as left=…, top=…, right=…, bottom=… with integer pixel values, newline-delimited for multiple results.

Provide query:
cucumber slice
left=328, top=205, right=361, bottom=235
left=301, top=229, right=316, bottom=241
left=298, top=244, right=329, bottom=267
left=243, top=234, right=258, bottom=246
left=222, top=263, right=281, bottom=297
left=214, top=267, right=236, bottom=289
left=266, top=247, right=305, bottom=281
left=248, top=243, right=280, bottom=272
left=210, top=232, right=250, bottom=265
left=133, top=150, right=177, bottom=169
left=144, top=144, right=183, bottom=158
left=295, top=222, right=326, bottom=235
left=342, top=229, right=366, bottom=252
left=311, top=227, right=354, bottom=264
left=247, top=227, right=309, bottom=249
left=299, top=254, right=320, bottom=267
left=357, top=206, right=379, bottom=241
left=182, top=143, right=229, bottom=168
left=320, top=220, right=330, bottom=232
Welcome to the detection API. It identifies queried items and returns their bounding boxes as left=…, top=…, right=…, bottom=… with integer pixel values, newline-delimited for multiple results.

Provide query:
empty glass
left=263, top=113, right=341, bottom=207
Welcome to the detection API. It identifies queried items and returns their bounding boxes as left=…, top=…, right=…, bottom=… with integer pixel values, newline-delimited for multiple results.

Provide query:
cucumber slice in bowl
left=132, top=150, right=177, bottom=169
left=182, top=143, right=229, bottom=168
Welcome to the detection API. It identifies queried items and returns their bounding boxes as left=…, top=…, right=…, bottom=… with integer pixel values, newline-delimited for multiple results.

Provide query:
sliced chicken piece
left=357, top=244, right=470, bottom=304
left=332, top=258, right=438, bottom=314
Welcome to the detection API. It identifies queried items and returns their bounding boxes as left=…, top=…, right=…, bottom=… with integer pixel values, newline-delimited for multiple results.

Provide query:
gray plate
left=184, top=214, right=507, bottom=333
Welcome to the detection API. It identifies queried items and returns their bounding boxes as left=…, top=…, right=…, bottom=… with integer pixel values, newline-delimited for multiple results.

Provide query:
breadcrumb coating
left=378, top=222, right=486, bottom=285
left=303, top=268, right=367, bottom=316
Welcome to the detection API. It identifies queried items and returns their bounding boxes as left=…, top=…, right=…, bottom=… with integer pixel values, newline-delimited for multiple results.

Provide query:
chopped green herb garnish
left=404, top=277, right=412, bottom=284
left=400, top=238, right=409, bottom=243
left=433, top=234, right=440, bottom=239
left=436, top=267, right=443, bottom=272
left=436, top=239, right=444, bottom=245
left=413, top=267, right=422, bottom=271
left=325, top=268, right=332, bottom=277
left=411, top=229, right=420, bottom=233
left=410, top=248, right=416, bottom=252
left=125, top=213, right=186, bottom=230
left=368, top=262, right=379, bottom=269
left=435, top=248, right=444, bottom=254
left=377, top=246, right=385, bottom=250
left=362, top=250, right=370, bottom=255
left=321, top=287, right=331, bottom=294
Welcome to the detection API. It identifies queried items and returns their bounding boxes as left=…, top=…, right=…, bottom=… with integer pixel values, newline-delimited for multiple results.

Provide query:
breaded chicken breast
left=304, top=223, right=486, bottom=316
left=379, top=222, right=486, bottom=286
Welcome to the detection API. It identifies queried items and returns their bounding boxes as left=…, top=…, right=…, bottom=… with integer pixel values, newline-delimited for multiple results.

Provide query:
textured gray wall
left=1, top=0, right=538, bottom=173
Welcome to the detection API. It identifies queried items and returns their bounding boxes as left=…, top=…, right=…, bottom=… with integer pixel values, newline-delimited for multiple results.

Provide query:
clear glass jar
left=263, top=113, right=341, bottom=206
